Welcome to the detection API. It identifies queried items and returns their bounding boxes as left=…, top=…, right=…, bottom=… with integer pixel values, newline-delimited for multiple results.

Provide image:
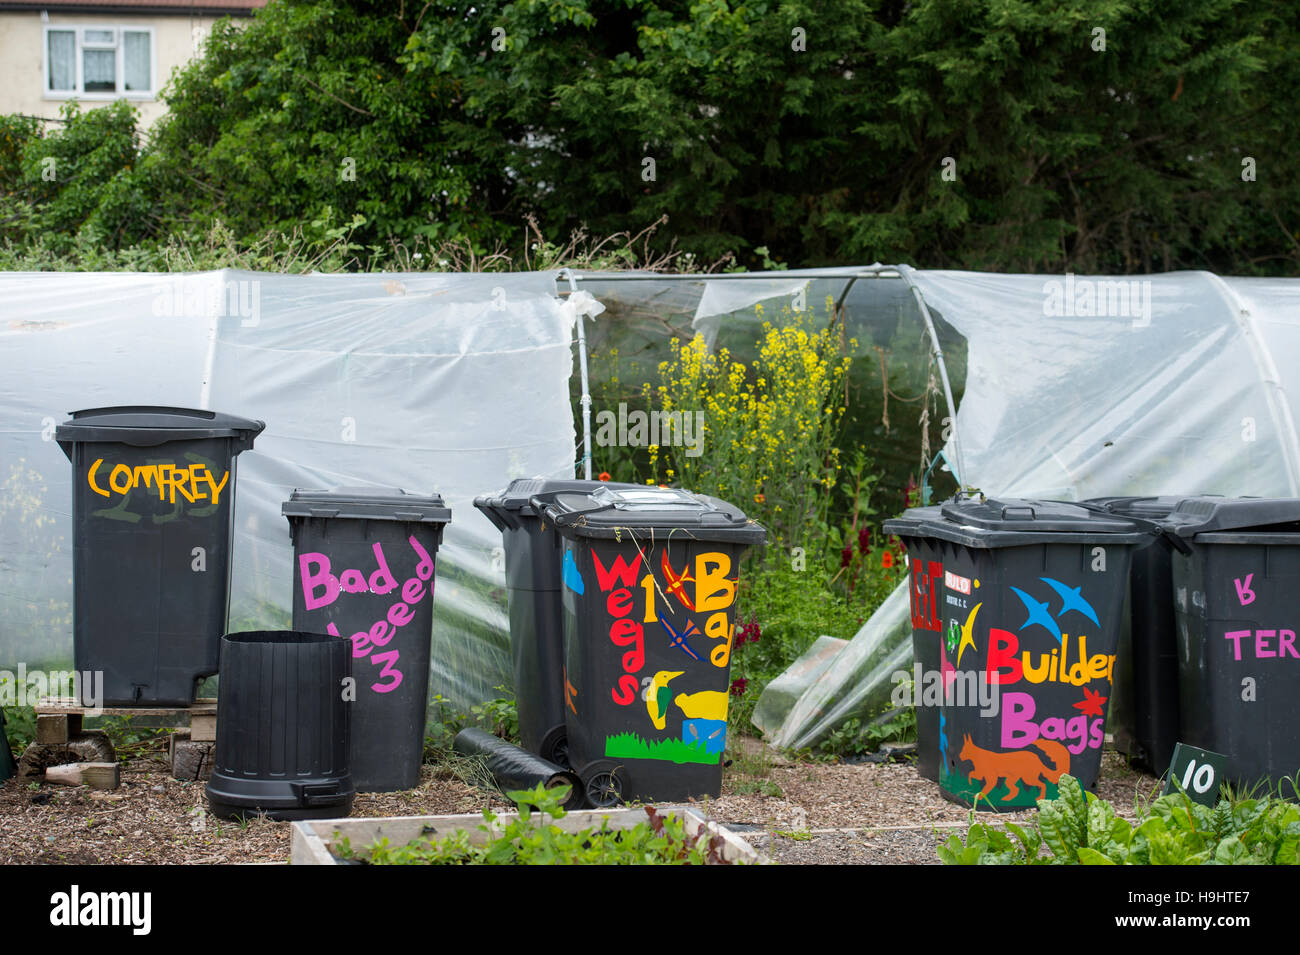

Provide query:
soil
left=0, top=737, right=1162, bottom=865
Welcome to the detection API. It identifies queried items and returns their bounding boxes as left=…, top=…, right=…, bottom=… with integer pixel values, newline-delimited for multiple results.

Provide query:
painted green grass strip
left=604, top=732, right=718, bottom=765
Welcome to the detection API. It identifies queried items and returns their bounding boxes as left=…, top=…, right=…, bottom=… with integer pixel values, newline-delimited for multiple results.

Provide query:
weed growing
left=333, top=783, right=741, bottom=865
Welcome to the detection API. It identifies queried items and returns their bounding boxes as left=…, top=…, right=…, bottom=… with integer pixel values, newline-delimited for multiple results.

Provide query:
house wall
left=1, top=11, right=244, bottom=126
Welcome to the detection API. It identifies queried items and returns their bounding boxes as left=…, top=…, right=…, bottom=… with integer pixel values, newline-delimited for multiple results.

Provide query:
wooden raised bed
left=290, top=806, right=767, bottom=865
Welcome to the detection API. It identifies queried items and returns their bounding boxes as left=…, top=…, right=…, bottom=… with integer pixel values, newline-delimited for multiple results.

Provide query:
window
left=45, top=26, right=154, bottom=98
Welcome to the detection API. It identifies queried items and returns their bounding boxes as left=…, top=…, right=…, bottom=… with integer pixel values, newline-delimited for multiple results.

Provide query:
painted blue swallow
left=1039, top=577, right=1100, bottom=627
left=1009, top=586, right=1063, bottom=642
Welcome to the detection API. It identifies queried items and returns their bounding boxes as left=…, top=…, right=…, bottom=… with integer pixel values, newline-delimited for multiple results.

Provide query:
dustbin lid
left=1160, top=496, right=1300, bottom=538
left=1080, top=496, right=1185, bottom=520
left=282, top=487, right=452, bottom=523
left=55, top=406, right=266, bottom=447
left=884, top=495, right=1150, bottom=548
left=537, top=485, right=766, bottom=544
left=473, top=477, right=642, bottom=528
left=883, top=506, right=944, bottom=538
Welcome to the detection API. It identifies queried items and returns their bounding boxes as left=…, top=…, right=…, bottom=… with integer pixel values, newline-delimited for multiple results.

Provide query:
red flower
left=857, top=526, right=871, bottom=553
left=840, top=544, right=853, bottom=568
left=881, top=551, right=895, bottom=569
left=598, top=472, right=611, bottom=482
left=729, top=678, right=748, bottom=697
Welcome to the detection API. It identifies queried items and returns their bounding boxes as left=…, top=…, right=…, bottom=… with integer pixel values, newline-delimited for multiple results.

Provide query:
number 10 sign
left=1163, top=742, right=1229, bottom=806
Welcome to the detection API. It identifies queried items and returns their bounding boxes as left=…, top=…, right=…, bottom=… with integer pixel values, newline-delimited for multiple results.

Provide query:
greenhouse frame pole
left=561, top=268, right=593, bottom=480
left=895, top=265, right=965, bottom=487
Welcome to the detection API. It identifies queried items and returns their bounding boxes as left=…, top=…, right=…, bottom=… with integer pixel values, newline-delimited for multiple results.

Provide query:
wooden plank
left=44, top=761, right=120, bottom=790
left=290, top=824, right=338, bottom=866
left=189, top=711, right=217, bottom=743
left=36, top=714, right=71, bottom=745
left=34, top=697, right=192, bottom=717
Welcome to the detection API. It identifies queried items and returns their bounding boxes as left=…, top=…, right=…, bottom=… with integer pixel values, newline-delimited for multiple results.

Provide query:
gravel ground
left=708, top=742, right=1161, bottom=864
left=0, top=738, right=1161, bottom=865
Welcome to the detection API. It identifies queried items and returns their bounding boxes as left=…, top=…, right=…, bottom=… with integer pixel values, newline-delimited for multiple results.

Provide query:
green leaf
left=1273, top=823, right=1300, bottom=865
left=1213, top=835, right=1259, bottom=865
left=1076, top=847, right=1117, bottom=865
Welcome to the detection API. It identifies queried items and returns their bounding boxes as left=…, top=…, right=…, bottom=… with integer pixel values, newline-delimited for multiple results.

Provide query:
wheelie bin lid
left=1158, top=496, right=1300, bottom=542
left=1081, top=496, right=1185, bottom=520
left=883, top=505, right=944, bottom=538
left=536, top=485, right=767, bottom=545
left=55, top=406, right=265, bottom=450
left=885, top=495, right=1152, bottom=549
left=282, top=487, right=452, bottom=523
left=473, top=477, right=641, bottom=532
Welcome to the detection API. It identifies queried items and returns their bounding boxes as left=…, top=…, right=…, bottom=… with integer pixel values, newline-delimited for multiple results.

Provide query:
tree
left=7, top=0, right=1300, bottom=274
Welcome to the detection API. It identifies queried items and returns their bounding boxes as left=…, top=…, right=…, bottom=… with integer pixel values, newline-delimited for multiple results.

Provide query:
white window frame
left=42, top=24, right=157, bottom=101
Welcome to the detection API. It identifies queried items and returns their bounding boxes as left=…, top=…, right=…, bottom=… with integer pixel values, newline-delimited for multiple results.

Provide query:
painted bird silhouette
left=956, top=602, right=982, bottom=667
left=1009, top=587, right=1063, bottom=642
left=1039, top=577, right=1100, bottom=627
left=675, top=690, right=729, bottom=721
left=644, top=670, right=683, bottom=730
left=661, top=550, right=695, bottom=610
left=660, top=617, right=703, bottom=661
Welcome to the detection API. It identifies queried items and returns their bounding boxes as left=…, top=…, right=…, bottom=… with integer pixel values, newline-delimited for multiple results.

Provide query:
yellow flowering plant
left=644, top=300, right=852, bottom=551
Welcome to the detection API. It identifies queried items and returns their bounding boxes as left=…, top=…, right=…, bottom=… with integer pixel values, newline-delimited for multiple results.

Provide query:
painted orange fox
left=958, top=734, right=1071, bottom=802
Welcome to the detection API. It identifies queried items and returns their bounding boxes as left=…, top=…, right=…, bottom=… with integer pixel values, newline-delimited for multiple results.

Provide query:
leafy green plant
left=468, top=689, right=519, bottom=742
left=817, top=708, right=917, bottom=760
left=1, top=706, right=37, bottom=751
left=92, top=715, right=171, bottom=761
left=423, top=687, right=519, bottom=760
left=938, top=773, right=1300, bottom=865
left=333, top=783, right=741, bottom=865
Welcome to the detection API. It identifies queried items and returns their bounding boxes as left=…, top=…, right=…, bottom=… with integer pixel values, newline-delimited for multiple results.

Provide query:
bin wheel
left=539, top=725, right=570, bottom=769
left=584, top=767, right=624, bottom=808
left=550, top=738, right=570, bottom=769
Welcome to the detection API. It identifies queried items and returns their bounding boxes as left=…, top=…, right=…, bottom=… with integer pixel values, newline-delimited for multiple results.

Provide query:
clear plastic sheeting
left=913, top=270, right=1300, bottom=499
left=756, top=581, right=913, bottom=752
left=748, top=634, right=846, bottom=740
left=0, top=269, right=577, bottom=714
left=757, top=269, right=1300, bottom=751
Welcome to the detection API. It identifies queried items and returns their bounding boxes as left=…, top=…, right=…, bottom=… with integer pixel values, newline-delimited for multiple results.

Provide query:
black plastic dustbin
left=1161, top=496, right=1300, bottom=791
left=55, top=406, right=264, bottom=705
left=283, top=487, right=451, bottom=792
left=887, top=495, right=1150, bottom=810
left=205, top=630, right=355, bottom=821
left=537, top=486, right=765, bottom=806
left=1081, top=496, right=1187, bottom=775
left=474, top=477, right=640, bottom=765
left=883, top=506, right=946, bottom=782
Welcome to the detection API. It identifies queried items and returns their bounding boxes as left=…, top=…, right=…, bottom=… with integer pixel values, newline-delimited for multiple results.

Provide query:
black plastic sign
left=1163, top=742, right=1229, bottom=806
